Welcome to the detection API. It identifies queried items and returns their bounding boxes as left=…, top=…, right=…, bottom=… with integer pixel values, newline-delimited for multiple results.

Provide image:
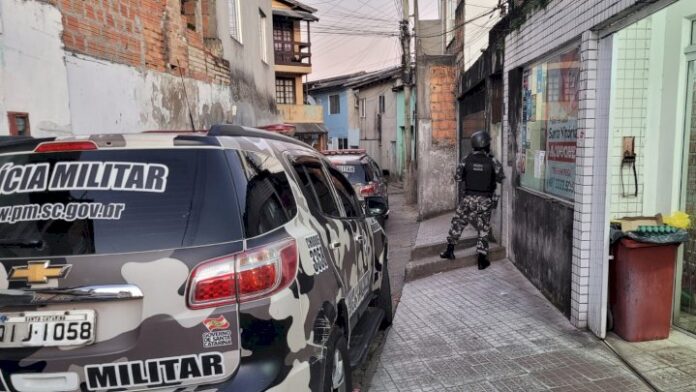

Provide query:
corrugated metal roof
left=272, top=8, right=318, bottom=21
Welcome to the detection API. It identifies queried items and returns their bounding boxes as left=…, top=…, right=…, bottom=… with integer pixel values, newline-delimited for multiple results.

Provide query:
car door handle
left=329, top=242, right=341, bottom=249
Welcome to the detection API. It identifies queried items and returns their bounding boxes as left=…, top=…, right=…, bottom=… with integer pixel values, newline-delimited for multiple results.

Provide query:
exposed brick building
left=0, top=0, right=278, bottom=136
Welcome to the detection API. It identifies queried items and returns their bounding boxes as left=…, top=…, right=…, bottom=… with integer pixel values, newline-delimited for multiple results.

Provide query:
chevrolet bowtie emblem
left=8, top=261, right=72, bottom=284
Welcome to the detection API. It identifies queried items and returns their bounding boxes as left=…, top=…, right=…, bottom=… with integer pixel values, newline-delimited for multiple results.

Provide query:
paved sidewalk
left=607, top=330, right=696, bottom=391
left=367, top=261, right=651, bottom=391
left=384, top=185, right=420, bottom=301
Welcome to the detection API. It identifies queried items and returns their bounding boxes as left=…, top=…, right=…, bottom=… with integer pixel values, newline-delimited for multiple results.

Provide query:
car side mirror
left=365, top=196, right=388, bottom=217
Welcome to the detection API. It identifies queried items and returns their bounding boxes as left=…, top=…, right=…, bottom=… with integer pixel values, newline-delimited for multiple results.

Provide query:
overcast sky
left=303, top=0, right=501, bottom=81
left=303, top=0, right=441, bottom=81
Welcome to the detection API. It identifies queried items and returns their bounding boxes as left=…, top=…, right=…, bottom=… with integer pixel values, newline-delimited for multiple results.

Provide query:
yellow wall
left=271, top=0, right=292, bottom=10
left=294, top=76, right=303, bottom=104
left=275, top=64, right=312, bottom=75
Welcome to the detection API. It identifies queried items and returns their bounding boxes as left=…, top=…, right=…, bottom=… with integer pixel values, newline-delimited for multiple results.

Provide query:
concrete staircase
left=405, top=211, right=506, bottom=282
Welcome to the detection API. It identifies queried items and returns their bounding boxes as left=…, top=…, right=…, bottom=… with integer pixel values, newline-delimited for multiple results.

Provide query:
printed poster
left=545, top=119, right=577, bottom=200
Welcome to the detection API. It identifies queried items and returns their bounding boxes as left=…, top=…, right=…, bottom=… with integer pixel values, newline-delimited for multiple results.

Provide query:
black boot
left=478, top=254, right=490, bottom=270
left=440, top=244, right=455, bottom=260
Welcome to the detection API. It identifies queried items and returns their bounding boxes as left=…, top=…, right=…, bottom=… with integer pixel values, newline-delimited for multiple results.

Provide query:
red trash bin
left=610, top=238, right=678, bottom=342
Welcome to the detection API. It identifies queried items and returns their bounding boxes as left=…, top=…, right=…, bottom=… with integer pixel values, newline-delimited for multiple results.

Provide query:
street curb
left=404, top=245, right=506, bottom=282
left=410, top=236, right=478, bottom=260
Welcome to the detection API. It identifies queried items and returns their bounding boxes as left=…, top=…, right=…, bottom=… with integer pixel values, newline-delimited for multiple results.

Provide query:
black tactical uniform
left=441, top=131, right=505, bottom=270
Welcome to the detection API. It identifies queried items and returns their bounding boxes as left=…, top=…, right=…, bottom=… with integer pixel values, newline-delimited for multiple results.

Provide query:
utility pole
left=401, top=0, right=415, bottom=204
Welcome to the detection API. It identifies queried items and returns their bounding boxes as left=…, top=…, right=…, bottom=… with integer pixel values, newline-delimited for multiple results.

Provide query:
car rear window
left=0, top=149, right=243, bottom=257
left=334, top=161, right=372, bottom=184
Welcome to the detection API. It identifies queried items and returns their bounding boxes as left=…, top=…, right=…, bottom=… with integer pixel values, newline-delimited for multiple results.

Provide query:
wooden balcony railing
left=274, top=42, right=311, bottom=66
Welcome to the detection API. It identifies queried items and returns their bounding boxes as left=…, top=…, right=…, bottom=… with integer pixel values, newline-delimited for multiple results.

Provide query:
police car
left=0, top=125, right=392, bottom=392
left=322, top=150, right=389, bottom=226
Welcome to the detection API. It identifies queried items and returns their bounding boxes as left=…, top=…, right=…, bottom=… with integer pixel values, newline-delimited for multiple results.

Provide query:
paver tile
left=366, top=261, right=650, bottom=391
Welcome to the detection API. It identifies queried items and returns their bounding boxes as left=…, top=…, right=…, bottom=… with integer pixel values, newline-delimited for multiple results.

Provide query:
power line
left=415, top=5, right=502, bottom=38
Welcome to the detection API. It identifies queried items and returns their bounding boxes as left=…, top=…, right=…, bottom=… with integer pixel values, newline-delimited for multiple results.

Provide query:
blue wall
left=313, top=90, right=349, bottom=140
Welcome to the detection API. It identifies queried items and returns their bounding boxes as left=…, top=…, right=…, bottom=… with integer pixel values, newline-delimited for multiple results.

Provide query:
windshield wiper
left=0, top=238, right=44, bottom=248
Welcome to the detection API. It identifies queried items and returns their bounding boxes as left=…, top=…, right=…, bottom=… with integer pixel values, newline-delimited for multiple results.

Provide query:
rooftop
left=307, top=66, right=402, bottom=94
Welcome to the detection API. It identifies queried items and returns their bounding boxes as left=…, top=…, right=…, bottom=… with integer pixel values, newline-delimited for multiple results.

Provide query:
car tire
left=322, top=327, right=352, bottom=392
left=376, top=259, right=393, bottom=329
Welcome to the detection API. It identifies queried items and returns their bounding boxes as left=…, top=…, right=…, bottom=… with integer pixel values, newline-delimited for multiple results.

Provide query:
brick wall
left=54, top=0, right=230, bottom=85
left=430, top=65, right=457, bottom=144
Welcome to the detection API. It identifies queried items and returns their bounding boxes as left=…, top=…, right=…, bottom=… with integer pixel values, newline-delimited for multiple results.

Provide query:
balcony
left=278, top=104, right=323, bottom=123
left=272, top=14, right=313, bottom=73
left=274, top=42, right=312, bottom=67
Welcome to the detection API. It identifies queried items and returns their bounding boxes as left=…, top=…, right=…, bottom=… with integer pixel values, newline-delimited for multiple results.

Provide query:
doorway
left=675, top=43, right=696, bottom=334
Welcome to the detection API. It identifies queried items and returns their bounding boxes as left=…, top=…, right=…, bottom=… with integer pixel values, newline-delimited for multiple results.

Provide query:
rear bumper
left=216, top=358, right=312, bottom=391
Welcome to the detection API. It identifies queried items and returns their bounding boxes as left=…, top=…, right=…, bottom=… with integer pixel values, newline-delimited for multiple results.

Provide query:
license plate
left=0, top=310, right=96, bottom=348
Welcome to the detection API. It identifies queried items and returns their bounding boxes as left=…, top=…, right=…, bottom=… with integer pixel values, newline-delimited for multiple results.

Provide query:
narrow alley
left=367, top=261, right=651, bottom=391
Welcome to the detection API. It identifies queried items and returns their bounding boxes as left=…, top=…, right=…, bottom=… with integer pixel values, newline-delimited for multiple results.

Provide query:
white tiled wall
left=609, top=20, right=652, bottom=218
left=502, top=0, right=679, bottom=330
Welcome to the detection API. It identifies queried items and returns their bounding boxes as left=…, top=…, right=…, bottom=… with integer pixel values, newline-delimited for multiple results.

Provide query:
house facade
left=353, top=68, right=403, bottom=175
left=501, top=0, right=696, bottom=339
left=307, top=73, right=364, bottom=151
left=0, top=0, right=279, bottom=136
left=271, top=0, right=327, bottom=149
left=307, top=68, right=411, bottom=175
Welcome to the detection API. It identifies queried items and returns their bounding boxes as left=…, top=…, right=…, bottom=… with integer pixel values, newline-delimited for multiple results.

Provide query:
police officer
left=440, top=130, right=504, bottom=270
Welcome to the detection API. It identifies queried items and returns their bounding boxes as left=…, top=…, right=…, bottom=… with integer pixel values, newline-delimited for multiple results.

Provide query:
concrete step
left=405, top=245, right=506, bottom=282
left=410, top=236, right=478, bottom=260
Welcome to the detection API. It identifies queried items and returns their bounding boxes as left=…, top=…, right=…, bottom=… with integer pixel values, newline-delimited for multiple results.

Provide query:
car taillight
left=360, top=183, right=377, bottom=197
left=34, top=140, right=98, bottom=153
left=187, top=238, right=298, bottom=309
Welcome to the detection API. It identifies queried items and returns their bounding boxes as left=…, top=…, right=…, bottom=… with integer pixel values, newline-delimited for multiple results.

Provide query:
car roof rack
left=321, top=149, right=367, bottom=156
left=208, top=124, right=312, bottom=150
left=0, top=136, right=57, bottom=153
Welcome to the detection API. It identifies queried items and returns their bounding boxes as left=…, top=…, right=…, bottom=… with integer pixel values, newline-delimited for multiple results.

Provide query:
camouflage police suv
left=0, top=125, right=392, bottom=392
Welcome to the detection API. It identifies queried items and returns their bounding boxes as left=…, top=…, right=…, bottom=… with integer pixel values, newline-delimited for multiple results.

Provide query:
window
left=8, top=112, right=30, bottom=136
left=445, top=0, right=456, bottom=45
left=379, top=95, right=385, bottom=113
left=692, top=19, right=696, bottom=45
left=518, top=45, right=580, bottom=201
left=259, top=10, right=268, bottom=63
left=329, top=94, right=340, bottom=115
left=0, top=149, right=242, bottom=258
left=227, top=0, right=242, bottom=42
left=329, top=168, right=361, bottom=218
left=181, top=0, right=197, bottom=31
left=369, top=159, right=382, bottom=179
left=338, top=138, right=348, bottom=150
left=227, top=151, right=297, bottom=238
left=294, top=162, right=341, bottom=216
left=276, top=78, right=296, bottom=104
left=274, top=19, right=294, bottom=64
left=359, top=98, right=367, bottom=118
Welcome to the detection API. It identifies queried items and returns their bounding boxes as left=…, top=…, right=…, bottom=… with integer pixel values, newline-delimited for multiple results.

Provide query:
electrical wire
left=415, top=5, right=502, bottom=38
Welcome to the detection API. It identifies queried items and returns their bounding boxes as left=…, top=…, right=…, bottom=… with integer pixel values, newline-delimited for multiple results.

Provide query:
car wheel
left=323, top=327, right=352, bottom=392
left=376, top=259, right=393, bottom=329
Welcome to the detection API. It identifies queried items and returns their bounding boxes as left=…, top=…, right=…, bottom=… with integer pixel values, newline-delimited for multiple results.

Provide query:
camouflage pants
left=447, top=195, right=494, bottom=255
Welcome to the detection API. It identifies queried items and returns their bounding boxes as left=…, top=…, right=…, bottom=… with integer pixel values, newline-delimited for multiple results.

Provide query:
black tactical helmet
left=471, top=131, right=491, bottom=150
